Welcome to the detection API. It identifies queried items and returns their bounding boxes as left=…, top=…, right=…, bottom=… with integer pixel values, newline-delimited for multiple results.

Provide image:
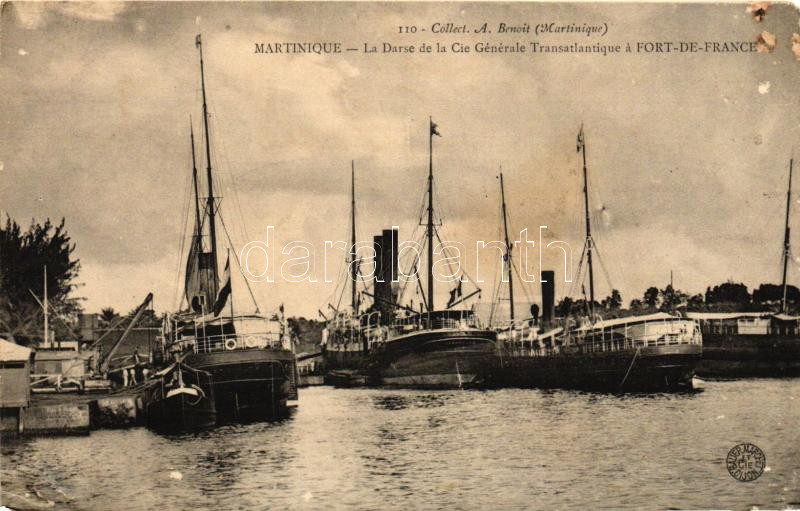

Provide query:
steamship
left=494, top=308, right=702, bottom=391
left=322, top=122, right=497, bottom=388
left=490, top=128, right=701, bottom=392
left=690, top=158, right=800, bottom=378
left=155, top=35, right=297, bottom=423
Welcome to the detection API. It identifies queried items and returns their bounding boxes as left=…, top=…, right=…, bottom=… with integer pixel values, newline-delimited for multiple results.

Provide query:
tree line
left=3, top=214, right=798, bottom=345
left=0, top=216, right=81, bottom=345
left=556, top=281, right=800, bottom=317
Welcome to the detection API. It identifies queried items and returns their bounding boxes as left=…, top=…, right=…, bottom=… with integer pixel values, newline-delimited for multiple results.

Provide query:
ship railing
left=505, top=318, right=701, bottom=357
left=433, top=318, right=461, bottom=330
left=390, top=314, right=425, bottom=334
left=577, top=318, right=701, bottom=353
left=329, top=311, right=381, bottom=331
left=327, top=322, right=383, bottom=351
left=389, top=316, right=481, bottom=332
left=494, top=319, right=539, bottom=341
left=327, top=311, right=381, bottom=345
left=183, top=332, right=287, bottom=354
left=502, top=326, right=560, bottom=357
left=328, top=339, right=369, bottom=352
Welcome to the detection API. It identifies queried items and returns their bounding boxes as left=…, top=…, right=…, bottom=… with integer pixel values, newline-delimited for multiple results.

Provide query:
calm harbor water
left=2, top=379, right=799, bottom=510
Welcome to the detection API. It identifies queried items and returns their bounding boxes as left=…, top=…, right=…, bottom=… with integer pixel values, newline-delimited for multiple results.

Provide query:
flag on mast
left=447, top=279, right=463, bottom=308
left=577, top=124, right=585, bottom=153
left=430, top=119, right=441, bottom=137
left=212, top=254, right=231, bottom=316
left=196, top=34, right=202, bottom=47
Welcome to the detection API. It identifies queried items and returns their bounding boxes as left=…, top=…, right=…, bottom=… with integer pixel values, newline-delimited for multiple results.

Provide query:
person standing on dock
left=133, top=347, right=143, bottom=384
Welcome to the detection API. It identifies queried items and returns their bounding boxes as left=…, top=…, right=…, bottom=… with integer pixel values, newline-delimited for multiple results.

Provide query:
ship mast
left=190, top=123, right=202, bottom=235
left=427, top=118, right=438, bottom=326
left=578, top=125, right=595, bottom=319
left=782, top=158, right=794, bottom=313
left=351, top=160, right=358, bottom=314
left=197, top=34, right=219, bottom=298
left=499, top=171, right=515, bottom=322
left=43, top=265, right=48, bottom=348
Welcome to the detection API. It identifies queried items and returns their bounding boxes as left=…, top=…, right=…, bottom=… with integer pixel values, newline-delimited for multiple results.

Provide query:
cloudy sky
left=2, top=1, right=800, bottom=318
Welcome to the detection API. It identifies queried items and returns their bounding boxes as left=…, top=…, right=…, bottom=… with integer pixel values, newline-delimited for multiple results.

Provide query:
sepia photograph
left=1, top=1, right=798, bottom=509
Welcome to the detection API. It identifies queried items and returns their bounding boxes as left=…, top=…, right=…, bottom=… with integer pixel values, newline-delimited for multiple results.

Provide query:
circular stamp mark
left=726, top=443, right=766, bottom=482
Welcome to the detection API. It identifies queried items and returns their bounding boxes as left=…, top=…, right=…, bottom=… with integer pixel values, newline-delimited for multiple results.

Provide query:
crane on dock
left=89, top=292, right=154, bottom=375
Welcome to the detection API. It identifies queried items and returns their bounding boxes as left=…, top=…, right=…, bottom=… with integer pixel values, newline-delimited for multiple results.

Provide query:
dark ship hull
left=321, top=339, right=371, bottom=386
left=324, top=368, right=369, bottom=387
left=322, top=347, right=370, bottom=374
left=184, top=349, right=297, bottom=420
left=698, top=334, right=800, bottom=377
left=495, top=344, right=701, bottom=392
left=147, top=388, right=216, bottom=432
left=369, top=329, right=498, bottom=388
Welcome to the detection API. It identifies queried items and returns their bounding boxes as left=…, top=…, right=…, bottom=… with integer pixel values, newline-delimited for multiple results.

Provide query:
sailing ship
left=492, top=127, right=702, bottom=391
left=155, top=35, right=298, bottom=422
left=690, top=158, right=800, bottom=377
left=321, top=162, right=373, bottom=385
left=322, top=120, right=498, bottom=388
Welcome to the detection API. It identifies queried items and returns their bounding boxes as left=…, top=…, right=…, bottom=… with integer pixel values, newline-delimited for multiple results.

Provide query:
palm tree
left=99, top=307, right=120, bottom=327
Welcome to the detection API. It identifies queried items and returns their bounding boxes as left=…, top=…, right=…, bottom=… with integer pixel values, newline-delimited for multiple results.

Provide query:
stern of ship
left=374, top=329, right=498, bottom=388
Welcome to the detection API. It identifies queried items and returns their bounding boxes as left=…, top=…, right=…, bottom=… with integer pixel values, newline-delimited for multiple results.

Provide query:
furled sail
left=212, top=254, right=231, bottom=316
left=185, top=221, right=216, bottom=313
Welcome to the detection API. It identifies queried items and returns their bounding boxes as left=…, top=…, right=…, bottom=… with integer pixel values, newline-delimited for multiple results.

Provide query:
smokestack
left=541, top=270, right=555, bottom=325
left=382, top=229, right=398, bottom=283
left=388, top=229, right=399, bottom=311
left=373, top=234, right=384, bottom=281
left=373, top=234, right=385, bottom=308
left=373, top=229, right=399, bottom=321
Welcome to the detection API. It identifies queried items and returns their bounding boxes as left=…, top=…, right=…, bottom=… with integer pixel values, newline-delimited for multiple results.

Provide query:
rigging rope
left=209, top=107, right=252, bottom=247
left=172, top=146, right=195, bottom=311
left=590, top=240, right=615, bottom=297
left=217, top=212, right=261, bottom=313
left=500, top=195, right=536, bottom=311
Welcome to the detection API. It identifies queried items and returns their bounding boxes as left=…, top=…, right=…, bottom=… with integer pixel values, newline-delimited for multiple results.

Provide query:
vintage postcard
left=1, top=1, right=798, bottom=510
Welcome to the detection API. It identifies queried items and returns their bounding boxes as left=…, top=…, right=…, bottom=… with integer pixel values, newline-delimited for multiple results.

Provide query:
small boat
left=146, top=363, right=216, bottom=432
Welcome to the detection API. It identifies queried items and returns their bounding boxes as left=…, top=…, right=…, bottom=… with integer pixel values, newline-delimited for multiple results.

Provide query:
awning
left=0, top=339, right=32, bottom=362
left=577, top=312, right=677, bottom=331
left=770, top=313, right=800, bottom=322
left=685, top=312, right=769, bottom=321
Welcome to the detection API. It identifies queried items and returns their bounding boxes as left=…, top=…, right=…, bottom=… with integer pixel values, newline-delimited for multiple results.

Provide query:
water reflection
left=372, top=395, right=409, bottom=410
left=1, top=382, right=798, bottom=510
left=371, top=392, right=454, bottom=411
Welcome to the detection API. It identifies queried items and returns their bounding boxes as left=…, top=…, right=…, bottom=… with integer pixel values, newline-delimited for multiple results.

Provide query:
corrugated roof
left=0, top=339, right=32, bottom=362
